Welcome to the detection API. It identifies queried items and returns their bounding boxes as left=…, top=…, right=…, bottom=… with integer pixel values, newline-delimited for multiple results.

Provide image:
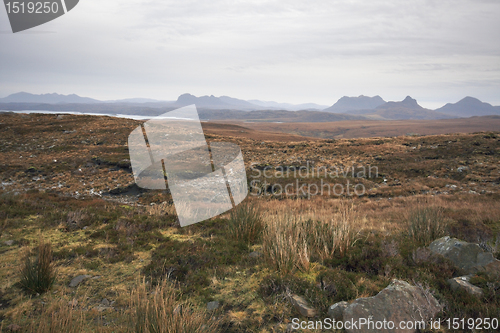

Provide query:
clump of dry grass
left=310, top=203, right=362, bottom=261
left=227, top=201, right=263, bottom=244
left=24, top=299, right=85, bottom=333
left=262, top=214, right=310, bottom=275
left=406, top=205, right=447, bottom=246
left=262, top=202, right=362, bottom=275
left=129, top=280, right=220, bottom=333
left=19, top=239, right=57, bottom=295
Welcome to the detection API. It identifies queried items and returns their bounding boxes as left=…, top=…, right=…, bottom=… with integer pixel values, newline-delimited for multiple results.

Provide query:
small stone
left=101, top=298, right=110, bottom=306
left=248, top=251, right=261, bottom=258
left=288, top=294, right=316, bottom=317
left=68, top=299, right=78, bottom=307
left=4, top=240, right=14, bottom=246
left=69, top=275, right=92, bottom=287
left=207, top=301, right=219, bottom=311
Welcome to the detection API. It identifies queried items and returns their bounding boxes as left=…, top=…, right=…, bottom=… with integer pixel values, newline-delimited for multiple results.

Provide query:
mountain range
left=1, top=92, right=499, bottom=120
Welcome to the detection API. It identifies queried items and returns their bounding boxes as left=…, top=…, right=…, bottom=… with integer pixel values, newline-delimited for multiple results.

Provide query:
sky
left=0, top=0, right=499, bottom=109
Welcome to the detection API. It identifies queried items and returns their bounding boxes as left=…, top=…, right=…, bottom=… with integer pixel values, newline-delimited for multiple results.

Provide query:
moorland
left=0, top=112, right=499, bottom=332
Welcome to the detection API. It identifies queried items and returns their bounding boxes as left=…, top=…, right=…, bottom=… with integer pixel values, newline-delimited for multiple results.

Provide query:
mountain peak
left=435, top=96, right=499, bottom=117
left=323, top=95, right=386, bottom=113
left=402, top=96, right=419, bottom=107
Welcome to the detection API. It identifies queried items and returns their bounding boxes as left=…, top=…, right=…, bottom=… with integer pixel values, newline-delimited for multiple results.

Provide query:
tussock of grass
left=24, top=299, right=85, bottom=333
left=130, top=279, right=220, bottom=333
left=263, top=214, right=310, bottom=275
left=227, top=201, right=263, bottom=244
left=263, top=202, right=361, bottom=275
left=406, top=206, right=447, bottom=246
left=19, top=239, right=57, bottom=295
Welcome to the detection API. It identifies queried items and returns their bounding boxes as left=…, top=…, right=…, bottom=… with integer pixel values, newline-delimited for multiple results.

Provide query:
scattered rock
left=207, top=301, right=219, bottom=311
left=327, top=301, right=349, bottom=321
left=4, top=240, right=14, bottom=246
left=332, top=280, right=441, bottom=333
left=69, top=274, right=92, bottom=287
left=448, top=276, right=483, bottom=297
left=429, top=236, right=500, bottom=278
left=56, top=115, right=65, bottom=120
left=68, top=299, right=78, bottom=307
left=101, top=298, right=110, bottom=306
left=248, top=251, right=261, bottom=258
left=7, top=324, right=21, bottom=332
left=288, top=294, right=316, bottom=317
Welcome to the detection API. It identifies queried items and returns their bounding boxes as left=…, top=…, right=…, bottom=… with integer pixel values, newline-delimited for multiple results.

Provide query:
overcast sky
left=1, top=0, right=499, bottom=108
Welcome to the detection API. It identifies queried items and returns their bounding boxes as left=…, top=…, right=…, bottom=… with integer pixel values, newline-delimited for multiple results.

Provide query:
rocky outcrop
left=429, top=236, right=500, bottom=279
left=329, top=280, right=442, bottom=333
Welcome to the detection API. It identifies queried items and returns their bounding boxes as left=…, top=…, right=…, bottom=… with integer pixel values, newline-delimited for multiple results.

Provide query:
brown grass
left=262, top=201, right=362, bottom=274
left=129, top=280, right=220, bottom=333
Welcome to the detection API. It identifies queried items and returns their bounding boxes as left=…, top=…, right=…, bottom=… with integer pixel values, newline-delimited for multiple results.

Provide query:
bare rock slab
left=339, top=280, right=441, bottom=333
left=429, top=236, right=500, bottom=279
left=288, top=294, right=316, bottom=317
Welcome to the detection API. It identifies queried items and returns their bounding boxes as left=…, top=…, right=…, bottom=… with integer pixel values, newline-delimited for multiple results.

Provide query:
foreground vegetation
left=0, top=113, right=499, bottom=332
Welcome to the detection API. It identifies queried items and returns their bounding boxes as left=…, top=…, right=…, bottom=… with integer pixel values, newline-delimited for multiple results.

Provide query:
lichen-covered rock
left=429, top=236, right=500, bottom=279
left=288, top=294, right=316, bottom=317
left=339, top=280, right=442, bottom=333
left=448, top=276, right=483, bottom=297
left=328, top=301, right=349, bottom=321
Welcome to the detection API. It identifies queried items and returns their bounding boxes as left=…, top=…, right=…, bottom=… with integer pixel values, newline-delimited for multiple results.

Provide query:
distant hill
left=323, top=95, right=386, bottom=113
left=348, top=96, right=455, bottom=120
left=174, top=93, right=264, bottom=110
left=0, top=92, right=100, bottom=104
left=435, top=97, right=500, bottom=117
